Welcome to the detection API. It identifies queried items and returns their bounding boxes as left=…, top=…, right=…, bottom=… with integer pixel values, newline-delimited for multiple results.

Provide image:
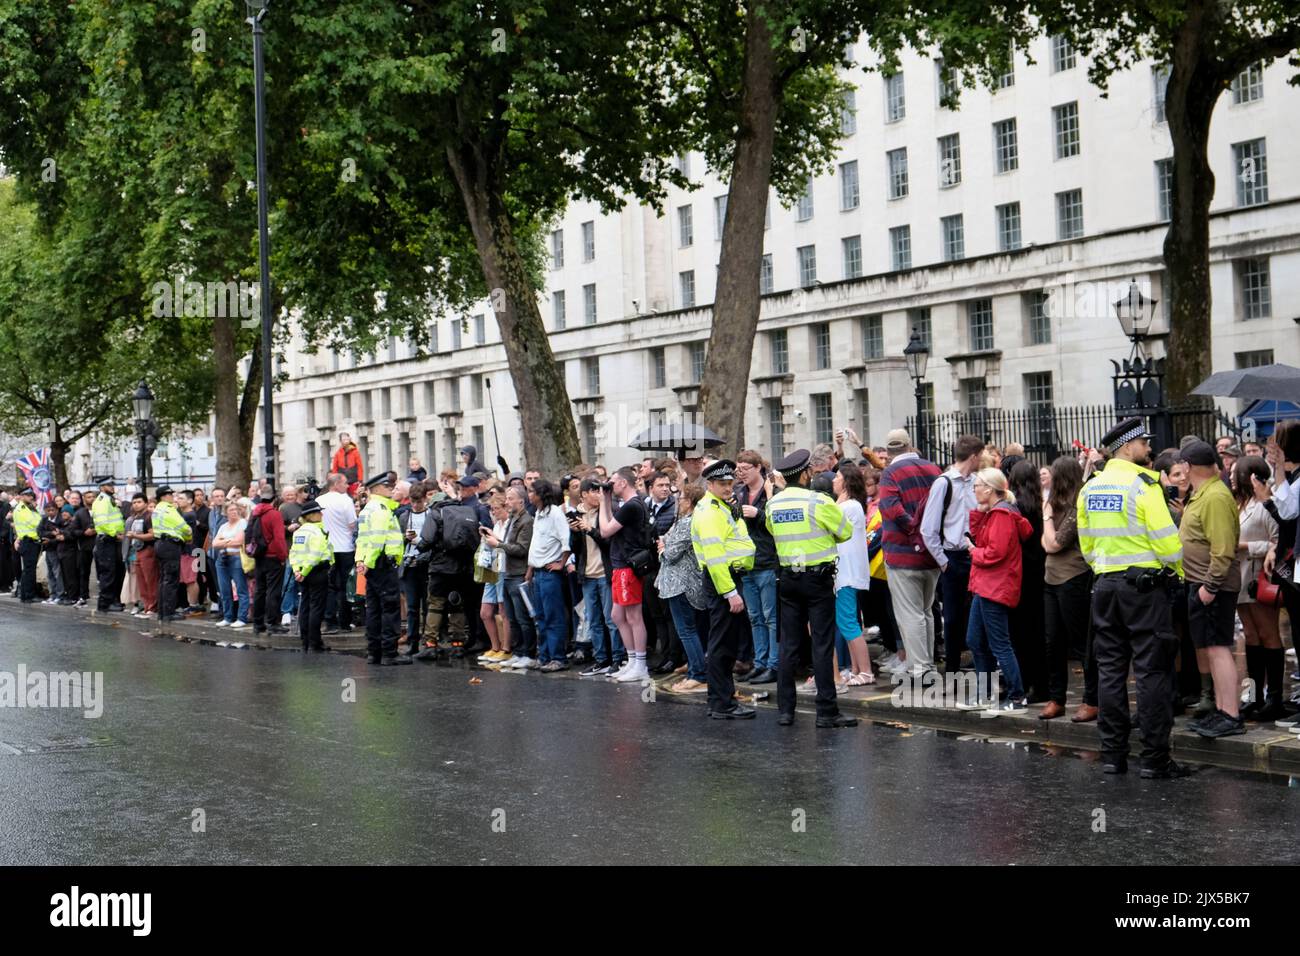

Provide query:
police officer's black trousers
left=775, top=568, right=841, bottom=720
left=298, top=564, right=328, bottom=650
left=365, top=558, right=401, bottom=660
left=155, top=538, right=182, bottom=622
left=704, top=573, right=744, bottom=714
left=94, top=536, right=124, bottom=609
left=253, top=557, right=284, bottom=631
left=1092, top=573, right=1178, bottom=768
left=17, top=538, right=39, bottom=601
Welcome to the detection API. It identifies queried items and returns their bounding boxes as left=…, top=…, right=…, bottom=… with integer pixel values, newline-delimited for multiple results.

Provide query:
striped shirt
left=878, top=453, right=942, bottom=570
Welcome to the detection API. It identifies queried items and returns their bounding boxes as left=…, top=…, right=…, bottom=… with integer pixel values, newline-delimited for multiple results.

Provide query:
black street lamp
left=246, top=0, right=276, bottom=491
left=1110, top=277, right=1170, bottom=447
left=132, top=380, right=158, bottom=494
left=904, top=331, right=930, bottom=459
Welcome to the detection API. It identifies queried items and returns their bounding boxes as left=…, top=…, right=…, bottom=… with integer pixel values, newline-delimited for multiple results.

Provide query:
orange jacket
left=331, top=444, right=364, bottom=488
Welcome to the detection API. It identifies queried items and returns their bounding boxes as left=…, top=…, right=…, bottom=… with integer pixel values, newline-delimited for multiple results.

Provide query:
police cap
left=775, top=448, right=812, bottom=477
left=364, top=473, right=394, bottom=490
left=155, top=485, right=174, bottom=498
left=298, top=499, right=323, bottom=517
left=701, top=459, right=737, bottom=482
left=92, top=475, right=115, bottom=486
left=1100, top=417, right=1153, bottom=454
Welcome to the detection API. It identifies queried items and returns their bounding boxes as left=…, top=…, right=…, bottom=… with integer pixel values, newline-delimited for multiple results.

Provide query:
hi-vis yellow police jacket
left=290, top=522, right=334, bottom=577
left=764, top=485, right=852, bottom=569
left=690, top=491, right=755, bottom=598
left=1076, top=457, right=1183, bottom=577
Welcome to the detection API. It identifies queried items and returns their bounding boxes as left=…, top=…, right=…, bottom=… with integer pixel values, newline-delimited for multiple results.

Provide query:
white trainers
left=210, top=602, right=220, bottom=613
left=229, top=621, right=246, bottom=630
left=511, top=656, right=537, bottom=669
left=281, top=612, right=292, bottom=625
left=215, top=620, right=229, bottom=628
left=616, top=660, right=650, bottom=682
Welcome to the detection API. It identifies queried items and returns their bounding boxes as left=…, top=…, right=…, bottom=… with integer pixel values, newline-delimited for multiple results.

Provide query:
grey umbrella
left=1190, top=364, right=1300, bottom=404
left=628, top=424, right=726, bottom=456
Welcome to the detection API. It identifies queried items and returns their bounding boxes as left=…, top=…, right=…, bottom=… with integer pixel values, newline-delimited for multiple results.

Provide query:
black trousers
left=400, top=563, right=429, bottom=643
left=1045, top=571, right=1093, bottom=705
left=364, top=558, right=401, bottom=659
left=775, top=566, right=841, bottom=719
left=1092, top=573, right=1178, bottom=768
left=155, top=538, right=182, bottom=620
left=93, top=536, right=124, bottom=609
left=326, top=551, right=355, bottom=628
left=298, top=564, right=328, bottom=649
left=704, top=572, right=745, bottom=713
left=644, top=575, right=681, bottom=663
left=0, top=538, right=13, bottom=591
left=17, top=538, right=39, bottom=601
left=939, top=550, right=971, bottom=673
left=60, top=549, right=80, bottom=602
left=253, top=557, right=284, bottom=630
left=77, top=547, right=94, bottom=601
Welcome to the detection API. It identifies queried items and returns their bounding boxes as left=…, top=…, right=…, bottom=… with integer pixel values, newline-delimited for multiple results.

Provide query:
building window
left=1237, top=258, right=1271, bottom=320
left=424, top=430, right=436, bottom=472
left=839, top=160, right=860, bottom=210
left=550, top=229, right=564, bottom=269
left=472, top=426, right=484, bottom=459
left=1232, top=61, right=1263, bottom=104
left=713, top=195, right=727, bottom=240
left=581, top=221, right=595, bottom=261
left=1234, top=138, right=1269, bottom=206
left=919, top=382, right=935, bottom=418
left=862, top=314, right=884, bottom=360
left=473, top=313, right=485, bottom=346
left=842, top=235, right=863, bottom=279
left=649, top=407, right=667, bottom=427
left=1053, top=101, right=1080, bottom=158
left=937, top=133, right=962, bottom=187
left=451, top=319, right=462, bottom=350
left=679, top=270, right=696, bottom=309
left=993, top=118, right=1018, bottom=173
left=1152, top=65, right=1170, bottom=123
left=429, top=323, right=439, bottom=354
left=760, top=253, right=774, bottom=295
left=1236, top=349, right=1274, bottom=369
left=796, top=180, right=814, bottom=221
left=884, top=72, right=906, bottom=122
left=553, top=290, right=567, bottom=330
left=1155, top=158, right=1173, bottom=222
left=967, top=298, right=994, bottom=351
left=996, top=202, right=1021, bottom=252
left=470, top=375, right=483, bottom=409
left=676, top=152, right=691, bottom=178
left=583, top=357, right=600, bottom=395
left=812, top=322, right=831, bottom=370
left=1025, top=372, right=1054, bottom=446
left=1055, top=189, right=1084, bottom=240
left=767, top=399, right=785, bottom=457
left=996, top=53, right=1015, bottom=89
left=840, top=89, right=857, bottom=135
left=689, top=341, right=706, bottom=384
left=770, top=329, right=789, bottom=375
left=936, top=59, right=958, bottom=106
left=1050, top=35, right=1076, bottom=72
left=797, top=245, right=817, bottom=286
left=962, top=377, right=989, bottom=417
left=381, top=388, right=392, bottom=419
left=812, top=393, right=834, bottom=445
left=651, top=347, right=666, bottom=388
left=1026, top=291, right=1052, bottom=345
left=890, top=225, right=912, bottom=271
left=909, top=308, right=932, bottom=349
left=678, top=204, right=693, bottom=247
left=447, top=377, right=461, bottom=412
left=887, top=147, right=908, bottom=199
left=583, top=283, right=597, bottom=325
left=941, top=214, right=965, bottom=261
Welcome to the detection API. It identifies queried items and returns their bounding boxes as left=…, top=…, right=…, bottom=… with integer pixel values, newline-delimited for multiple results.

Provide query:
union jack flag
left=15, top=448, right=54, bottom=509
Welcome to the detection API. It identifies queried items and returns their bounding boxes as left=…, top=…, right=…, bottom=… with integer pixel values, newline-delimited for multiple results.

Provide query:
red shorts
left=611, top=567, right=643, bottom=606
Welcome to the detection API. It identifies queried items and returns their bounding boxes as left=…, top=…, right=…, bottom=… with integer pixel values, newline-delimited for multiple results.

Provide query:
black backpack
left=245, top=512, right=269, bottom=559
left=439, top=504, right=481, bottom=554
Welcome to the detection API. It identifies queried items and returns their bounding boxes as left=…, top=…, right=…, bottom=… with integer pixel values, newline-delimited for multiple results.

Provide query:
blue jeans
left=215, top=552, right=249, bottom=623
left=281, top=563, right=299, bottom=615
left=531, top=570, right=568, bottom=664
left=668, top=595, right=707, bottom=682
left=742, top=568, right=778, bottom=669
left=582, top=576, right=623, bottom=665
left=966, top=594, right=1023, bottom=701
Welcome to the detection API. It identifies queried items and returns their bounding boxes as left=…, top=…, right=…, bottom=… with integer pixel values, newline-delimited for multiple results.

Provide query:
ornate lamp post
left=904, top=331, right=930, bottom=460
left=1111, top=277, right=1170, bottom=447
left=132, top=380, right=158, bottom=494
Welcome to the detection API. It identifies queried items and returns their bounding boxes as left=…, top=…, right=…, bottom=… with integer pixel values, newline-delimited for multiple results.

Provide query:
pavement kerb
left=10, top=598, right=1300, bottom=776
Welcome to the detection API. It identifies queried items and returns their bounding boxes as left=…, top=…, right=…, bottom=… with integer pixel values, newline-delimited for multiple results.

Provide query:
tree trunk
left=239, top=334, right=263, bottom=484
left=212, top=313, right=253, bottom=489
left=446, top=142, right=582, bottom=477
left=49, top=429, right=68, bottom=493
left=696, top=4, right=780, bottom=458
left=1162, top=0, right=1224, bottom=405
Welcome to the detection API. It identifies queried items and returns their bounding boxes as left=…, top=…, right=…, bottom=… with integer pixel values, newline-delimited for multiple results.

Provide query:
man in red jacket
left=250, top=486, right=290, bottom=635
left=331, top=433, right=365, bottom=494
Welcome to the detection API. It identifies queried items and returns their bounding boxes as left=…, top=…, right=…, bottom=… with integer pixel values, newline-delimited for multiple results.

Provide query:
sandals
left=845, top=672, right=876, bottom=687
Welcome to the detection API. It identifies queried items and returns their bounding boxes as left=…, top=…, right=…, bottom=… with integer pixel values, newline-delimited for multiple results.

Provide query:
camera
left=301, top=476, right=322, bottom=499
left=593, top=481, right=614, bottom=492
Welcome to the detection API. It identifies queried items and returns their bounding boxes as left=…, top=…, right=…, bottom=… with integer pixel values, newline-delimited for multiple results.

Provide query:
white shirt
left=528, top=504, right=571, bottom=568
left=317, top=491, right=358, bottom=552
left=920, top=467, right=977, bottom=567
left=1273, top=469, right=1299, bottom=521
left=835, top=499, right=871, bottom=592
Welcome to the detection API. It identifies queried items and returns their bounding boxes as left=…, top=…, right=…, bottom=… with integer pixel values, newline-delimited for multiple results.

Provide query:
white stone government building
left=267, top=34, right=1299, bottom=483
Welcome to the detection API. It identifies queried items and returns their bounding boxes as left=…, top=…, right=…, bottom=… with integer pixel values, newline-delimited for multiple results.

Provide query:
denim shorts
left=835, top=586, right=863, bottom=640
left=481, top=580, right=502, bottom=604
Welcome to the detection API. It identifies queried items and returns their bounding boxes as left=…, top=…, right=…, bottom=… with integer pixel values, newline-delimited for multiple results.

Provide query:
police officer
left=11, top=488, right=41, bottom=603
left=356, top=473, right=410, bottom=665
left=1077, top=417, right=1186, bottom=778
left=766, top=449, right=858, bottom=729
left=90, top=476, right=126, bottom=611
left=152, top=486, right=192, bottom=625
left=290, top=499, right=333, bottom=652
left=690, top=460, right=756, bottom=719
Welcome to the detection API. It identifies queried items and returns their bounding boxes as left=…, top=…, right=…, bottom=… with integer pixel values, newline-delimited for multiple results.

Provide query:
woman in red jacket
left=957, top=467, right=1033, bottom=713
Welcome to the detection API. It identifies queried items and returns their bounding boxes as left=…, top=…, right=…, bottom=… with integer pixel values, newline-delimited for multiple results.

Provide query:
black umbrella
left=628, top=424, right=725, bottom=456
left=1190, top=364, right=1300, bottom=404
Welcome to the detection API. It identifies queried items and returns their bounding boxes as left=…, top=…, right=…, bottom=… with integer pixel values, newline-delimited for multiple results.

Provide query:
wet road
left=2, top=611, right=1298, bottom=865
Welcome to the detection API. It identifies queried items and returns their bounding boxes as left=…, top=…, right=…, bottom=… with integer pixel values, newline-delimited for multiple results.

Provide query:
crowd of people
left=3, top=420, right=1297, bottom=766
